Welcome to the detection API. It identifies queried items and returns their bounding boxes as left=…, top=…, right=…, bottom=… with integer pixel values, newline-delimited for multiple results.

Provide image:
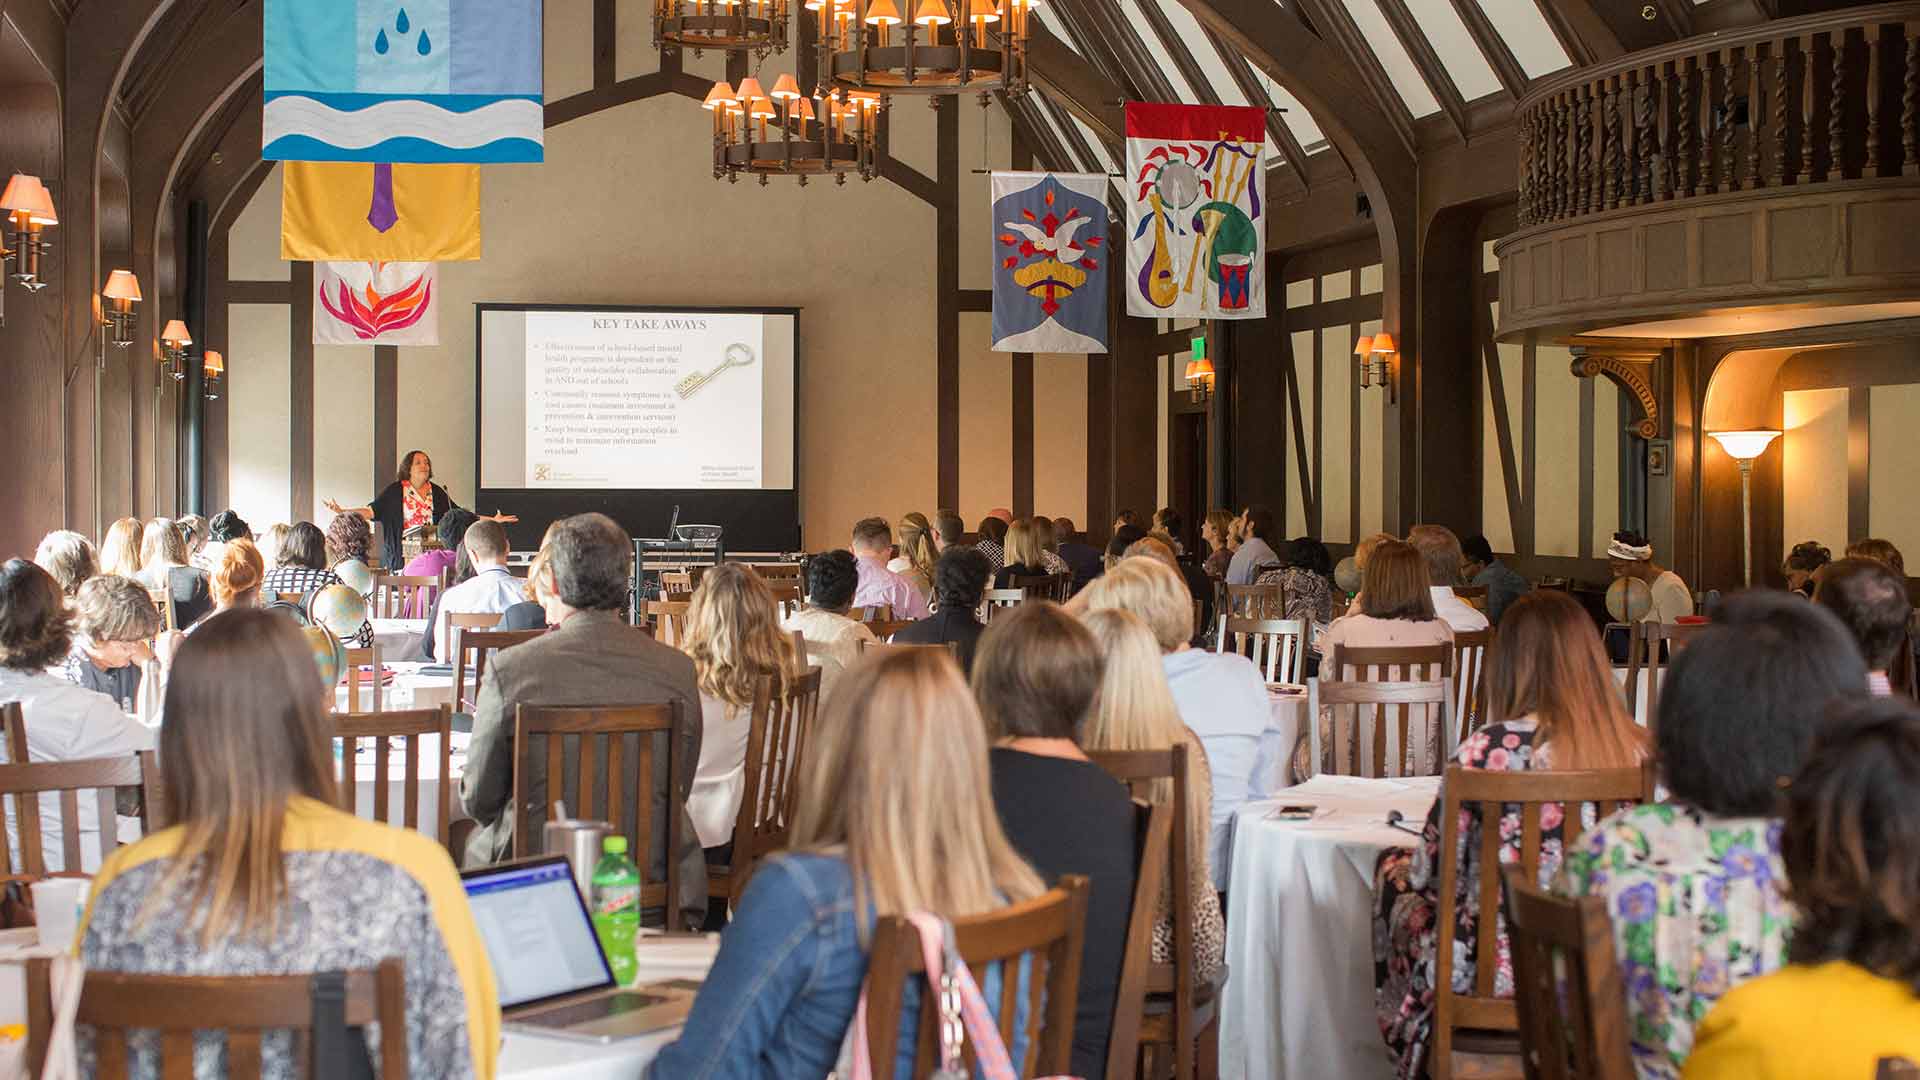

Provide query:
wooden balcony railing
left=1516, top=3, right=1920, bottom=229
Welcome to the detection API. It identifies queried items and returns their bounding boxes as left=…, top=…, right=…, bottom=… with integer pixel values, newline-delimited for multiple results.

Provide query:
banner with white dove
left=990, top=171, right=1109, bottom=353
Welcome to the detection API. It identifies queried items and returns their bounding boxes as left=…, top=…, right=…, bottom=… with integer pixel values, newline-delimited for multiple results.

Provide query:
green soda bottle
left=590, top=835, right=642, bottom=985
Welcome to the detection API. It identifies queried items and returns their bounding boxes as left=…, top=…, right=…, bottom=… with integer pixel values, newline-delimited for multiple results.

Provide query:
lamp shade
left=736, top=76, right=768, bottom=101
left=913, top=0, right=951, bottom=23
left=770, top=73, right=803, bottom=100
left=795, top=97, right=817, bottom=122
left=1708, top=429, right=1781, bottom=462
left=1370, top=331, right=1396, bottom=353
left=702, top=80, right=737, bottom=109
left=967, top=0, right=999, bottom=21
left=203, top=350, right=224, bottom=375
left=1353, top=334, right=1374, bottom=357
left=1, top=174, right=53, bottom=223
left=1188, top=356, right=1214, bottom=379
left=102, top=269, right=142, bottom=302
left=865, top=0, right=902, bottom=22
left=160, top=319, right=192, bottom=347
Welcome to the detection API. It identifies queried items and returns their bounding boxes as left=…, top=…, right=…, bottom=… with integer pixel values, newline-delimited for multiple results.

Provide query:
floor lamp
left=1707, top=429, right=1782, bottom=587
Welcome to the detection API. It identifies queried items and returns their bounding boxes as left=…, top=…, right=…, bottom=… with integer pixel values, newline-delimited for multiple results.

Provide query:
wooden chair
left=341, top=643, right=382, bottom=713
left=1453, top=584, right=1490, bottom=612
left=865, top=876, right=1090, bottom=1077
left=709, top=669, right=823, bottom=909
left=1501, top=867, right=1636, bottom=1080
left=1223, top=582, right=1283, bottom=619
left=0, top=752, right=164, bottom=880
left=0, top=702, right=32, bottom=764
left=854, top=604, right=893, bottom=623
left=1623, top=621, right=1707, bottom=727
left=645, top=599, right=691, bottom=647
left=371, top=572, right=442, bottom=619
left=27, top=957, right=407, bottom=1079
left=751, top=562, right=803, bottom=582
left=982, top=589, right=1026, bottom=619
left=512, top=703, right=689, bottom=930
left=1330, top=643, right=1454, bottom=684
left=658, top=569, right=695, bottom=595
left=1216, top=616, right=1307, bottom=684
left=274, top=591, right=306, bottom=605
left=145, top=587, right=177, bottom=633
left=1008, top=573, right=1070, bottom=603
left=866, top=618, right=914, bottom=641
left=1091, top=745, right=1215, bottom=1080
left=1308, top=678, right=1453, bottom=779
left=452, top=628, right=541, bottom=713
left=331, top=705, right=454, bottom=850
left=766, top=581, right=803, bottom=621
left=788, top=631, right=808, bottom=673
left=1453, top=629, right=1495, bottom=738
left=447, top=610, right=503, bottom=633
left=1432, top=766, right=1654, bottom=1080
left=858, top=640, right=958, bottom=660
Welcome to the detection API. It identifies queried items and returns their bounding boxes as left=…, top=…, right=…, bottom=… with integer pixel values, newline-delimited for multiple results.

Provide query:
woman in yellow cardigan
left=1684, top=697, right=1920, bottom=1078
left=76, top=608, right=499, bottom=1077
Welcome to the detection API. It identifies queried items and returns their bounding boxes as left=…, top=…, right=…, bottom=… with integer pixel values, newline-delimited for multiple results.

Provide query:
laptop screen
left=463, top=857, right=615, bottom=1009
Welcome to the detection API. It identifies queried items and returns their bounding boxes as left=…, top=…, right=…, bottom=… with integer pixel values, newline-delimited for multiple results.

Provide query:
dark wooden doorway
left=1170, top=411, right=1208, bottom=555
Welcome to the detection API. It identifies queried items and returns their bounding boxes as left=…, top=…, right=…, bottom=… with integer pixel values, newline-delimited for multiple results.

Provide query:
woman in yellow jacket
left=1684, top=698, right=1920, bottom=1079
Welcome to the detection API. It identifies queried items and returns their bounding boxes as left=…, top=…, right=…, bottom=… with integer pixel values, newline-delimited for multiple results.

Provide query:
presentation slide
left=479, top=306, right=796, bottom=492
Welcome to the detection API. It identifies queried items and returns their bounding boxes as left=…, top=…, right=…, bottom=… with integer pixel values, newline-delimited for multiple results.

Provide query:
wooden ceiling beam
left=1288, top=0, right=1415, bottom=154
left=1027, top=20, right=1126, bottom=149
left=1373, top=0, right=1469, bottom=143
left=1529, top=0, right=1625, bottom=66
left=1206, top=32, right=1311, bottom=192
left=1046, top=0, right=1172, bottom=103
left=999, top=91, right=1076, bottom=173
left=1132, top=0, right=1219, bottom=105
left=1446, top=0, right=1527, bottom=100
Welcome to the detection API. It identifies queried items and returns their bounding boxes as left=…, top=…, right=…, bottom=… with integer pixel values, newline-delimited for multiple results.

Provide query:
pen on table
left=1385, top=810, right=1422, bottom=837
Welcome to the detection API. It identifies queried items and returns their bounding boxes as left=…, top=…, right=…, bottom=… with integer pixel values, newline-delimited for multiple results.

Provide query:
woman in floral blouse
left=1556, top=592, right=1870, bottom=1079
left=1373, top=591, right=1650, bottom=1078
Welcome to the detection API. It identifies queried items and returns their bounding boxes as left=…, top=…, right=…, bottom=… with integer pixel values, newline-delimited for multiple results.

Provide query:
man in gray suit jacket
left=460, top=512, right=707, bottom=927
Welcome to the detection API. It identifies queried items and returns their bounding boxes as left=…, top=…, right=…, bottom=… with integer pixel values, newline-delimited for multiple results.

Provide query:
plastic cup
left=30, top=879, right=88, bottom=950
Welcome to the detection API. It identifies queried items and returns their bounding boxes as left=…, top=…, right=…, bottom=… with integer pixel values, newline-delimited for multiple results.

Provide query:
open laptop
left=462, top=856, right=697, bottom=1042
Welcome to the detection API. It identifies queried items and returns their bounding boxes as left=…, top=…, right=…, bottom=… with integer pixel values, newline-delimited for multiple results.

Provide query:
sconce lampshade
left=1353, top=334, right=1373, bottom=357
left=1, top=174, right=56, bottom=225
left=1187, top=356, right=1214, bottom=380
left=102, top=269, right=142, bottom=302
left=1370, top=331, right=1396, bottom=354
left=160, top=319, right=191, bottom=347
left=1708, top=429, right=1781, bottom=462
left=203, top=350, right=224, bottom=375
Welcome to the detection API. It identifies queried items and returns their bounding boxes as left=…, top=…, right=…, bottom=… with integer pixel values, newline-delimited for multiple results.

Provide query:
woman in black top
left=323, top=450, right=517, bottom=571
left=973, top=601, right=1136, bottom=1080
left=893, top=547, right=991, bottom=673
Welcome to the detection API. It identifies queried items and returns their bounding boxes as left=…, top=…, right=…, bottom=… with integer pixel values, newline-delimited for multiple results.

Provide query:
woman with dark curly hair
left=325, top=511, right=372, bottom=568
left=779, top=550, right=873, bottom=701
left=1683, top=696, right=1920, bottom=1076
left=0, top=560, right=155, bottom=872
left=1782, top=540, right=1832, bottom=598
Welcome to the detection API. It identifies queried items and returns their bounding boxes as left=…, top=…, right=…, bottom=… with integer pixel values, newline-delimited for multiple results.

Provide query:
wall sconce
left=0, top=173, right=57, bottom=292
left=159, top=320, right=192, bottom=380
left=202, top=349, right=224, bottom=400
left=1355, top=331, right=1396, bottom=403
left=1183, top=335, right=1215, bottom=404
left=101, top=270, right=141, bottom=348
left=1707, top=428, right=1782, bottom=588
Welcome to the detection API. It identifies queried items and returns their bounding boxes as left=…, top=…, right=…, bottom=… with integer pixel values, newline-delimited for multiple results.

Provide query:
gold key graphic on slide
left=675, top=343, right=757, bottom=399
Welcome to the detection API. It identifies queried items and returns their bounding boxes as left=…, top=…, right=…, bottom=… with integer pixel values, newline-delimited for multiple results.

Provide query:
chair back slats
left=1432, top=766, right=1653, bottom=1079
left=1223, top=583, right=1282, bottom=619
left=1008, top=574, right=1071, bottom=603
left=864, top=877, right=1091, bottom=1079
left=30, top=957, right=407, bottom=1079
left=854, top=604, right=894, bottom=624
left=751, top=563, right=803, bottom=582
left=330, top=705, right=454, bottom=849
left=453, top=629, right=541, bottom=713
left=765, top=582, right=803, bottom=621
left=645, top=600, right=691, bottom=648
left=0, top=753, right=161, bottom=879
left=1502, top=867, right=1637, bottom=1080
left=0, top=703, right=27, bottom=763
left=372, top=573, right=442, bottom=619
left=1331, top=643, right=1455, bottom=683
left=1217, top=617, right=1307, bottom=684
left=1103, top=800, right=1170, bottom=1080
left=1624, top=621, right=1707, bottom=726
left=145, top=588, right=177, bottom=633
left=512, top=704, right=686, bottom=930
left=1451, top=630, right=1494, bottom=738
left=446, top=611, right=503, bottom=633
left=1308, top=679, right=1453, bottom=779
left=342, top=643, right=382, bottom=714
left=981, top=590, right=1026, bottom=619
left=713, top=669, right=823, bottom=908
left=1452, top=584, right=1489, bottom=612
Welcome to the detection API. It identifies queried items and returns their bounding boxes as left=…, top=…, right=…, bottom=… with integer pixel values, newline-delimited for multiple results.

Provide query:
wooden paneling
left=0, top=79, right=64, bottom=561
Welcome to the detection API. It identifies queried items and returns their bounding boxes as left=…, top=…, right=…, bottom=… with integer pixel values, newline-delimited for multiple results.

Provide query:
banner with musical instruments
left=1125, top=103, right=1266, bottom=319
left=990, top=171, right=1110, bottom=353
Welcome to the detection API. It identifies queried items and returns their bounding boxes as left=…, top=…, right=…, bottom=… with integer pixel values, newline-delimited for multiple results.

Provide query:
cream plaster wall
left=1782, top=387, right=1850, bottom=556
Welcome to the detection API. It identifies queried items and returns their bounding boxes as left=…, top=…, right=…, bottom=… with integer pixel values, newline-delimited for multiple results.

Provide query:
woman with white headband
left=1606, top=530, right=1695, bottom=624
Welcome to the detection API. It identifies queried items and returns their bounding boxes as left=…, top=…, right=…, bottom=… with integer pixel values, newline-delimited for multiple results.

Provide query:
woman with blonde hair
left=98, top=517, right=143, bottom=579
left=1202, top=509, right=1237, bottom=580
left=255, top=522, right=292, bottom=570
left=136, top=516, right=213, bottom=628
left=885, top=511, right=938, bottom=596
left=992, top=517, right=1050, bottom=587
left=649, top=650, right=1045, bottom=1077
left=32, top=531, right=97, bottom=598
left=681, top=562, right=799, bottom=853
left=77, top=609, right=498, bottom=1076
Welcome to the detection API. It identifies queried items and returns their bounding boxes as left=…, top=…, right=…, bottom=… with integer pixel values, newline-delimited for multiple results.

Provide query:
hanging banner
left=315, top=261, right=439, bottom=345
left=1124, top=102, right=1266, bottom=319
left=281, top=161, right=481, bottom=262
left=990, top=171, right=1109, bottom=353
left=262, top=0, right=544, bottom=163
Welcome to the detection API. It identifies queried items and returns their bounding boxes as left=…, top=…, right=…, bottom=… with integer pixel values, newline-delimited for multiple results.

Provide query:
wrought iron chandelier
left=705, top=74, right=882, bottom=184
left=655, top=0, right=791, bottom=58
left=813, top=0, right=1035, bottom=97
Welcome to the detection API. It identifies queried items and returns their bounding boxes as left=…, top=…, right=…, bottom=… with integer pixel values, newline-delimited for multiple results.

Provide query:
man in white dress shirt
left=431, top=520, right=528, bottom=658
left=1408, top=524, right=1491, bottom=633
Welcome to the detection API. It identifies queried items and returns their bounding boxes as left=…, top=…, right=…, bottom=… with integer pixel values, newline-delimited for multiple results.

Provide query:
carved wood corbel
left=1569, top=344, right=1661, bottom=439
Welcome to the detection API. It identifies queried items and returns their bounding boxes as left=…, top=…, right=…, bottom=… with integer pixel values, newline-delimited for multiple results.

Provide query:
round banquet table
left=1219, top=773, right=1443, bottom=1080
left=370, top=618, right=427, bottom=659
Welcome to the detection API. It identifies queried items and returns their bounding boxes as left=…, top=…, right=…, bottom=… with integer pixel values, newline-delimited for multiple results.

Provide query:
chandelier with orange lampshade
left=654, top=0, right=791, bottom=58
left=703, top=72, right=883, bottom=183
left=813, top=0, right=1035, bottom=97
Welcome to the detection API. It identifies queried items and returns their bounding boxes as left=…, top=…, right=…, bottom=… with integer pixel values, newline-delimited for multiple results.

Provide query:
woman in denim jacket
left=649, top=649, right=1047, bottom=1078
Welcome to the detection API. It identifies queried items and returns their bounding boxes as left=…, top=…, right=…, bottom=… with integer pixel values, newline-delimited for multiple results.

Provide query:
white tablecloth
left=500, top=934, right=719, bottom=1078
left=339, top=731, right=470, bottom=839
left=1261, top=686, right=1307, bottom=793
left=1611, top=666, right=1651, bottom=726
left=333, top=662, right=456, bottom=713
left=371, top=618, right=426, bottom=660
left=1220, top=774, right=1443, bottom=1080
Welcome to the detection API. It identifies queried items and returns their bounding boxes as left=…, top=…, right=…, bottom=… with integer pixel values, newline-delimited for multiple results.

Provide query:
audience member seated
left=1845, top=536, right=1906, bottom=577
left=1813, top=557, right=1913, bottom=696
left=647, top=650, right=1044, bottom=1077
left=992, top=517, right=1051, bottom=587
left=32, top=530, right=96, bottom=599
left=1113, top=509, right=1143, bottom=532
left=1342, top=531, right=1400, bottom=615
left=1153, top=507, right=1186, bottom=556
left=1030, top=515, right=1072, bottom=577
left=403, top=505, right=478, bottom=586
left=326, top=509, right=375, bottom=579
left=0, top=560, right=155, bottom=872
left=1460, top=534, right=1530, bottom=624
left=78, top=609, right=498, bottom=1077
left=1782, top=540, right=1832, bottom=599
left=262, top=522, right=368, bottom=646
left=462, top=513, right=706, bottom=925
left=60, top=576, right=160, bottom=713
left=891, top=547, right=992, bottom=673
left=885, top=511, right=937, bottom=597
left=431, top=520, right=526, bottom=659
left=1201, top=509, right=1236, bottom=581
left=1131, top=532, right=1214, bottom=639
left=98, top=517, right=143, bottom=579
left=682, top=563, right=798, bottom=856
left=975, top=602, right=1135, bottom=1079
left=1374, top=590, right=1651, bottom=1078
left=1083, top=557, right=1269, bottom=890
left=851, top=517, right=929, bottom=619
left=1103, top=523, right=1148, bottom=574
left=1226, top=505, right=1279, bottom=585
left=1254, top=536, right=1338, bottom=629
left=202, top=539, right=264, bottom=623
left=1080, top=608, right=1226, bottom=983
left=1407, top=524, right=1490, bottom=633
left=1608, top=530, right=1694, bottom=624
left=136, top=517, right=213, bottom=629
left=1053, top=516, right=1105, bottom=592
left=175, top=514, right=208, bottom=568
left=781, top=550, right=874, bottom=701
left=1557, top=591, right=1869, bottom=1079
left=1682, top=697, right=1920, bottom=1078
left=256, top=522, right=291, bottom=570
left=932, top=509, right=965, bottom=555
left=201, top=508, right=252, bottom=570
left=497, top=521, right=559, bottom=633
left=976, top=514, right=1010, bottom=572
